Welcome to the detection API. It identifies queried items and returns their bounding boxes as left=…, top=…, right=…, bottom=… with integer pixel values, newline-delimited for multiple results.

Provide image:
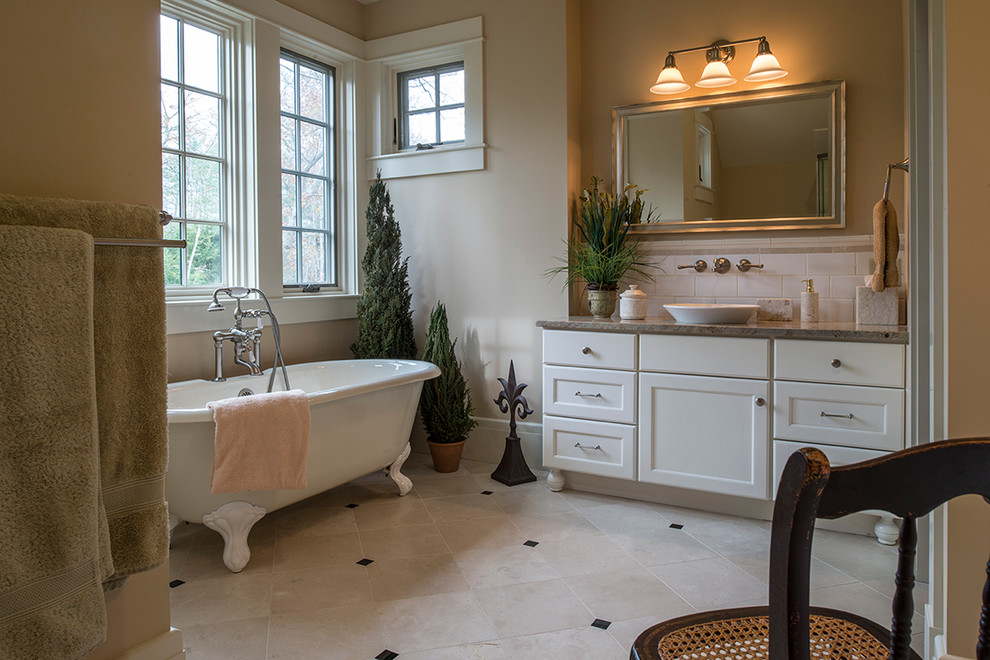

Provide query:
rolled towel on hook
left=869, top=197, right=899, bottom=292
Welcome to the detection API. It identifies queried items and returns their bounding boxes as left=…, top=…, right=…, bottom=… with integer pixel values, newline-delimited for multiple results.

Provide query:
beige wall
left=0, top=1, right=173, bottom=657
left=579, top=0, right=905, bottom=239
left=362, top=0, right=571, bottom=419
left=278, top=0, right=364, bottom=38
left=945, top=0, right=990, bottom=654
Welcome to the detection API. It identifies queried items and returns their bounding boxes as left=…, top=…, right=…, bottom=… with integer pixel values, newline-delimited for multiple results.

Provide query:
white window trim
left=164, top=0, right=363, bottom=335
left=366, top=17, right=485, bottom=180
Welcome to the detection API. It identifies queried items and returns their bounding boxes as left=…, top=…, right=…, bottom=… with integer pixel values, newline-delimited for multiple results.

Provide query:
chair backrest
left=768, top=437, right=990, bottom=660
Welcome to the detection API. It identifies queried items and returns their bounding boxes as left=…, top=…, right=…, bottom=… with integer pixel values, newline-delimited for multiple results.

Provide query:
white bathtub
left=167, top=359, right=439, bottom=572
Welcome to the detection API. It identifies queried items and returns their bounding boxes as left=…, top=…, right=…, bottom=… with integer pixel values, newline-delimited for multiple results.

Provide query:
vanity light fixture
left=650, top=36, right=787, bottom=95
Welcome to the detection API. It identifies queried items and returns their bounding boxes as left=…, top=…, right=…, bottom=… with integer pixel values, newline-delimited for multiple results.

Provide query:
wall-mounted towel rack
left=882, top=157, right=910, bottom=202
left=93, top=210, right=187, bottom=248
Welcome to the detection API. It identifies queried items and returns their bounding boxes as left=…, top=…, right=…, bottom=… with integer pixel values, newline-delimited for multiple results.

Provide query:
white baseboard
left=112, top=628, right=184, bottom=660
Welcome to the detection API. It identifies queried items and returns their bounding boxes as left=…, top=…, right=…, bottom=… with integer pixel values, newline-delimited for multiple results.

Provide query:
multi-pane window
left=280, top=50, right=335, bottom=287
left=160, top=14, right=225, bottom=287
left=398, top=62, right=465, bottom=149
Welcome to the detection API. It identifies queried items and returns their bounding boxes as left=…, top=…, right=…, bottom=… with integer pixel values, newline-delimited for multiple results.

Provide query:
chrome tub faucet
left=207, top=287, right=290, bottom=392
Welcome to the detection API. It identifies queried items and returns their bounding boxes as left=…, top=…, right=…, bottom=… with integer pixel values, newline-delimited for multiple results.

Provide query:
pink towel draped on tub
left=207, top=390, right=311, bottom=494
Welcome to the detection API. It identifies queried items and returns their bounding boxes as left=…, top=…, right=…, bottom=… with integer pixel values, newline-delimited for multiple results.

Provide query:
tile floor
left=169, top=453, right=926, bottom=659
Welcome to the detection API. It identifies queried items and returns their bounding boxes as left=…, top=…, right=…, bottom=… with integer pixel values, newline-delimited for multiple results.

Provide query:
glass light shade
left=744, top=52, right=788, bottom=81
left=650, top=66, right=690, bottom=94
left=696, top=60, right=736, bottom=88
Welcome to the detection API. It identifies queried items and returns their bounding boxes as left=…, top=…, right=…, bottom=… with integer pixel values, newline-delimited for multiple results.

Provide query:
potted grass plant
left=420, top=302, right=477, bottom=472
left=545, top=175, right=657, bottom=318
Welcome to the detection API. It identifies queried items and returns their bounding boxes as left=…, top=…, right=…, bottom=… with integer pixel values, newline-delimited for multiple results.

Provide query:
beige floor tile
left=267, top=602, right=385, bottom=660
left=489, top=489, right=576, bottom=516
left=649, top=503, right=740, bottom=527
left=367, top=553, right=470, bottom=601
left=273, top=532, right=364, bottom=572
left=810, top=528, right=898, bottom=583
left=359, top=522, right=448, bottom=560
left=473, top=579, right=593, bottom=638
left=282, top=483, right=355, bottom=509
left=581, top=502, right=673, bottom=538
left=179, top=616, right=269, bottom=660
left=565, top=567, right=695, bottom=623
left=609, top=526, right=719, bottom=567
left=270, top=563, right=373, bottom=614
left=435, top=515, right=528, bottom=551
left=500, top=625, right=628, bottom=659
left=393, top=640, right=509, bottom=660
left=726, top=551, right=857, bottom=590
left=276, top=506, right=358, bottom=537
left=649, top=557, right=767, bottom=610
left=509, top=511, right=603, bottom=542
left=459, top=458, right=498, bottom=475
left=810, top=581, right=923, bottom=632
left=422, top=493, right=505, bottom=522
left=377, top=591, right=498, bottom=653
left=169, top=573, right=273, bottom=629
left=684, top=518, right=772, bottom=556
left=352, top=497, right=434, bottom=531
left=413, top=473, right=488, bottom=498
left=472, top=473, right=545, bottom=493
left=536, top=535, right=640, bottom=578
left=453, top=543, right=560, bottom=589
left=346, top=479, right=412, bottom=506
left=168, top=549, right=188, bottom=581
left=608, top=614, right=697, bottom=653
left=170, top=521, right=224, bottom=550
left=557, top=489, right=643, bottom=511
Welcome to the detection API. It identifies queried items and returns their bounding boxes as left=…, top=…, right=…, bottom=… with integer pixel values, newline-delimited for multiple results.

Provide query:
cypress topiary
left=351, top=173, right=417, bottom=359
left=420, top=302, right=477, bottom=443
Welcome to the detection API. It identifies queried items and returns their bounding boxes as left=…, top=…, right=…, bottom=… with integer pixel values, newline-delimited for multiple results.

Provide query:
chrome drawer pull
left=574, top=442, right=602, bottom=451
left=830, top=359, right=842, bottom=368
left=820, top=411, right=854, bottom=419
left=574, top=391, right=602, bottom=399
left=581, top=346, right=592, bottom=355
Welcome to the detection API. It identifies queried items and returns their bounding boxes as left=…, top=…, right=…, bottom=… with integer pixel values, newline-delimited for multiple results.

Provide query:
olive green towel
left=0, top=193, right=169, bottom=587
left=0, top=225, right=110, bottom=658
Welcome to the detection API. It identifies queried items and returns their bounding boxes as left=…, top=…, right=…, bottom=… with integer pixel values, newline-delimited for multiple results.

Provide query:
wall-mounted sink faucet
left=677, top=259, right=708, bottom=272
left=711, top=257, right=732, bottom=274
left=736, top=259, right=765, bottom=272
left=208, top=287, right=290, bottom=392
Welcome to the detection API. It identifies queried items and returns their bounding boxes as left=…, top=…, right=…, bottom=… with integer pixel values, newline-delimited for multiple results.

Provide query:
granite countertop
left=536, top=316, right=909, bottom=344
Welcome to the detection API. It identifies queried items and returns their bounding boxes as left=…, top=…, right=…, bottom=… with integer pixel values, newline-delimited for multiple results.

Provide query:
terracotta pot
left=587, top=286, right=618, bottom=319
left=427, top=437, right=467, bottom=473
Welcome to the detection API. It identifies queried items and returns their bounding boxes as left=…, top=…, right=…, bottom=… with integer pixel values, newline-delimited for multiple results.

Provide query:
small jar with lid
left=619, top=285, right=647, bottom=320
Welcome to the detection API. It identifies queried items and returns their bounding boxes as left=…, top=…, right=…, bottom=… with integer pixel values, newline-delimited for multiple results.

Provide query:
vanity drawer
left=772, top=440, right=887, bottom=498
left=640, top=334, right=769, bottom=379
left=543, top=365, right=636, bottom=424
left=543, top=415, right=635, bottom=480
left=773, top=381, right=904, bottom=451
left=543, top=330, right=637, bottom=370
left=774, top=339, right=904, bottom=388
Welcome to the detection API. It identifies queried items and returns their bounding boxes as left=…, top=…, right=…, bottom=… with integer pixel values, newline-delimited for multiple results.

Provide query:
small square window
left=398, top=62, right=465, bottom=149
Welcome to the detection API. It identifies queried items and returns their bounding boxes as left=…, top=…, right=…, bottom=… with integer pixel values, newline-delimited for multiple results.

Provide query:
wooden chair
left=631, top=437, right=990, bottom=660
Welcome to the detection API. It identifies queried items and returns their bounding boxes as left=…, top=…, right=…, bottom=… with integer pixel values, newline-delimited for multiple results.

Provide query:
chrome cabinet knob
left=581, top=346, right=592, bottom=355
left=755, top=397, right=766, bottom=407
left=831, top=359, right=842, bottom=368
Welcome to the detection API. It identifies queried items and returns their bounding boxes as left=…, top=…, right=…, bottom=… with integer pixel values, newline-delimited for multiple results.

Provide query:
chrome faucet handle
left=712, top=257, right=732, bottom=274
left=677, top=260, right=708, bottom=272
left=736, top=259, right=765, bottom=272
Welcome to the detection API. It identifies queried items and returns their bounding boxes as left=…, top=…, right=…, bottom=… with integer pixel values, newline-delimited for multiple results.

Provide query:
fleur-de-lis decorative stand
left=491, top=361, right=537, bottom=486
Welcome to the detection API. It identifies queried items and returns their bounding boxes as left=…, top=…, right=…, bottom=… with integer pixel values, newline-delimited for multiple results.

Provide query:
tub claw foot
left=387, top=442, right=413, bottom=496
left=203, top=501, right=266, bottom=572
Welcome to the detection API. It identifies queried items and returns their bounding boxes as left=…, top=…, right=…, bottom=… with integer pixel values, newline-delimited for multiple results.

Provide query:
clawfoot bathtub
left=166, top=359, right=439, bottom=572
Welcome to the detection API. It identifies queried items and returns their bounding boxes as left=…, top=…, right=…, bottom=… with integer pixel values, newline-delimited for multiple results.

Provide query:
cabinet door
left=638, top=373, right=770, bottom=499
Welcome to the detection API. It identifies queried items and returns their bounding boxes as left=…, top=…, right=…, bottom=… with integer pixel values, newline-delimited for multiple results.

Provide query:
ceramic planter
left=427, top=437, right=467, bottom=473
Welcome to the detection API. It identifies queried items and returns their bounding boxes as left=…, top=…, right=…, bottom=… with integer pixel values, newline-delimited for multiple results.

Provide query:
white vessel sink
left=663, top=303, right=759, bottom=324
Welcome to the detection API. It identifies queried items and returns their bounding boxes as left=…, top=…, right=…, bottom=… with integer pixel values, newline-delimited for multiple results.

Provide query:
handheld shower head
left=207, top=287, right=230, bottom=312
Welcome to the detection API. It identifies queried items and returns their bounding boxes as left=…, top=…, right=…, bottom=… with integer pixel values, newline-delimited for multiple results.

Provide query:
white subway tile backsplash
left=783, top=276, right=828, bottom=297
left=806, top=252, right=856, bottom=275
left=695, top=274, right=738, bottom=297
left=855, top=252, right=873, bottom=275
left=829, top=276, right=868, bottom=299
left=819, top=298, right=855, bottom=323
left=737, top=275, right=782, bottom=298
left=757, top=254, right=807, bottom=275
left=654, top=276, right=696, bottom=297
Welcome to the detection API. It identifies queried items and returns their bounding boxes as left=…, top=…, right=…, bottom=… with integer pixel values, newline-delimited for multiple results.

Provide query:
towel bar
left=93, top=210, right=187, bottom=248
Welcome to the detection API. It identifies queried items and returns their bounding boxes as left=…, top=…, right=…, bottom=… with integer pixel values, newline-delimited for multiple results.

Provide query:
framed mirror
left=614, top=80, right=845, bottom=233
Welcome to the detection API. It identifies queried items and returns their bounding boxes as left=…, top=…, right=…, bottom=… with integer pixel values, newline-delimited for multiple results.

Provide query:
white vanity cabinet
left=638, top=336, right=770, bottom=498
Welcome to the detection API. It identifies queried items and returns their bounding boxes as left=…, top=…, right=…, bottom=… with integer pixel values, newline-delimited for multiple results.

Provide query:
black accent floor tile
left=481, top=490, right=494, bottom=495
left=169, top=580, right=185, bottom=588
left=345, top=503, right=359, bottom=509
left=523, top=540, right=539, bottom=547
left=591, top=618, right=612, bottom=630
left=357, top=558, right=374, bottom=566
left=669, top=523, right=684, bottom=530
left=375, top=651, right=398, bottom=660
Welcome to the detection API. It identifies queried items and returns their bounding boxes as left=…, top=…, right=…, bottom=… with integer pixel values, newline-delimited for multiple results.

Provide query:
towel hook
left=882, top=157, right=910, bottom=202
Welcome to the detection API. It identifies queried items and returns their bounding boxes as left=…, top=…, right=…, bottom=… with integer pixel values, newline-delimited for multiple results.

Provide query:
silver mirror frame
left=613, top=80, right=845, bottom=234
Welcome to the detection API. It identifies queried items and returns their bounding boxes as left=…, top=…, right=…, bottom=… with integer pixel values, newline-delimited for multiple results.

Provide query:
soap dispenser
left=800, top=279, right=819, bottom=323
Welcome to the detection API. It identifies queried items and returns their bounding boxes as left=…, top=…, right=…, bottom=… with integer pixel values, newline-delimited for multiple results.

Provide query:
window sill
left=368, top=143, right=486, bottom=180
left=166, top=292, right=358, bottom=335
